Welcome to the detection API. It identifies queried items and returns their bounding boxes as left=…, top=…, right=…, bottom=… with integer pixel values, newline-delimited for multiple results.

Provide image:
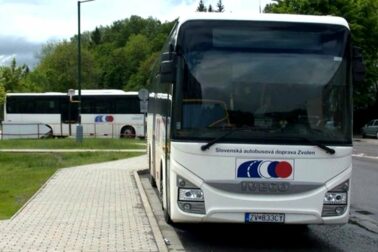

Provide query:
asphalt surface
left=351, top=158, right=378, bottom=221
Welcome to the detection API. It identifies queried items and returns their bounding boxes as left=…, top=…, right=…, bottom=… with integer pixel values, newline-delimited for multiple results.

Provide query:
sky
left=0, top=0, right=272, bottom=68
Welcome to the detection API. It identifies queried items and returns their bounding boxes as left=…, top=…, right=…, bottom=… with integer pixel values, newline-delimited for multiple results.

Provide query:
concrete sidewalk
left=0, top=155, right=166, bottom=251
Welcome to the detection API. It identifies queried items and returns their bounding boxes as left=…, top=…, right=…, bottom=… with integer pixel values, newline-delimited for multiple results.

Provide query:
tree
left=0, top=58, right=30, bottom=92
left=208, top=4, right=214, bottom=12
left=33, top=41, right=96, bottom=91
left=123, top=34, right=152, bottom=90
left=126, top=52, right=159, bottom=91
left=90, top=27, right=102, bottom=46
left=0, top=84, right=5, bottom=120
left=216, top=0, right=225, bottom=12
left=197, top=0, right=207, bottom=12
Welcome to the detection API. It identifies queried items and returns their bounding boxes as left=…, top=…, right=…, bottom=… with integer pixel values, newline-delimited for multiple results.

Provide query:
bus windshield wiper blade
left=300, top=136, right=336, bottom=155
left=201, top=129, right=237, bottom=151
left=200, top=127, right=270, bottom=151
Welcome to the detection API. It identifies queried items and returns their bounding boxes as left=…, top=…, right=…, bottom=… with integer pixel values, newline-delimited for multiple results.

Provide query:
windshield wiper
left=200, top=127, right=271, bottom=151
left=200, top=128, right=336, bottom=155
left=201, top=129, right=237, bottom=151
left=299, top=136, right=336, bottom=155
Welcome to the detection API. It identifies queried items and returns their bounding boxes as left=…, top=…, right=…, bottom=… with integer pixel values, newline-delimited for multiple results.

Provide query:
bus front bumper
left=169, top=166, right=351, bottom=225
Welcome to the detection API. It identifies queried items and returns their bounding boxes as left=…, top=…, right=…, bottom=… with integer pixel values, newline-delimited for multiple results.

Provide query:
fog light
left=183, top=203, right=191, bottom=211
left=323, top=192, right=347, bottom=205
left=322, top=205, right=347, bottom=217
left=335, top=207, right=345, bottom=215
left=178, top=201, right=206, bottom=214
left=179, top=188, right=204, bottom=202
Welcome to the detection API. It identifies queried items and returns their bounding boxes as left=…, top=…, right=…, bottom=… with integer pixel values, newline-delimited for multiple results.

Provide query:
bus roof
left=176, top=12, right=349, bottom=29
left=6, top=89, right=139, bottom=96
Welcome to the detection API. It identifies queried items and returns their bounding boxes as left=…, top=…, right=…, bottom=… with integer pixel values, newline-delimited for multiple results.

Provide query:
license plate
left=245, top=213, right=285, bottom=223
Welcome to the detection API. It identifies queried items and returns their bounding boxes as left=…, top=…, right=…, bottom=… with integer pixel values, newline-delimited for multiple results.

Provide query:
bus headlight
left=322, top=180, right=349, bottom=217
left=177, top=176, right=206, bottom=214
left=179, top=188, right=204, bottom=201
left=323, top=192, right=347, bottom=205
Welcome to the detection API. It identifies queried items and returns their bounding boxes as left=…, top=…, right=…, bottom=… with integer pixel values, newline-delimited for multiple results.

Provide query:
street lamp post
left=76, top=0, right=94, bottom=143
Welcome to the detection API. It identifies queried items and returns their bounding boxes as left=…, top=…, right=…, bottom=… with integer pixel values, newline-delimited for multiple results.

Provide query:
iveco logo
left=241, top=181, right=290, bottom=193
left=237, top=160, right=294, bottom=180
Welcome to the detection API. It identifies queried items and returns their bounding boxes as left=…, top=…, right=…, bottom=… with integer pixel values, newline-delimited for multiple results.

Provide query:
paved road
left=353, top=137, right=378, bottom=158
left=351, top=158, right=378, bottom=221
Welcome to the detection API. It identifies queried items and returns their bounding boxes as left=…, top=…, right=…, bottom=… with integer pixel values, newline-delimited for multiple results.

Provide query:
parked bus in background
left=2, top=90, right=145, bottom=139
left=147, top=13, right=364, bottom=224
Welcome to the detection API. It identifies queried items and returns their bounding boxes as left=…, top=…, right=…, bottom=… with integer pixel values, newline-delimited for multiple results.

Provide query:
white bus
left=147, top=13, right=364, bottom=224
left=3, top=89, right=145, bottom=139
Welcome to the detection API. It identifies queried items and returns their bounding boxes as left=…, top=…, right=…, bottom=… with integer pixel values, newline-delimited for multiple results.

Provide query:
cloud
left=0, top=0, right=45, bottom=4
left=0, top=36, right=42, bottom=67
left=0, top=0, right=273, bottom=67
left=0, top=0, right=272, bottom=42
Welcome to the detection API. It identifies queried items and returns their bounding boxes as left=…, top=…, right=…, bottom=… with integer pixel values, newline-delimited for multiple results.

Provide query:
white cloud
left=0, top=54, right=16, bottom=65
left=0, top=0, right=272, bottom=42
left=0, top=0, right=273, bottom=67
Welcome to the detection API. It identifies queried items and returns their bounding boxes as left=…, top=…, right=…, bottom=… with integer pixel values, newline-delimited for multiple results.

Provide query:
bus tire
left=120, top=126, right=135, bottom=138
left=149, top=150, right=157, bottom=188
left=160, top=165, right=173, bottom=224
left=164, top=206, right=173, bottom=224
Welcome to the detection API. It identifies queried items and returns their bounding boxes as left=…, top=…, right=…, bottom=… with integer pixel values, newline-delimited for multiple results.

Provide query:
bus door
left=61, top=97, right=79, bottom=136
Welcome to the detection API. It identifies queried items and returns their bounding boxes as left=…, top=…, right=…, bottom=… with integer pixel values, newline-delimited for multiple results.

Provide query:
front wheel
left=164, top=206, right=173, bottom=224
left=149, top=151, right=156, bottom=188
left=160, top=169, right=173, bottom=224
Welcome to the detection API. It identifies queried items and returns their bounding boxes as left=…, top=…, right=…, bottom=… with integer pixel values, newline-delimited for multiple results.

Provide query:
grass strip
left=0, top=138, right=146, bottom=149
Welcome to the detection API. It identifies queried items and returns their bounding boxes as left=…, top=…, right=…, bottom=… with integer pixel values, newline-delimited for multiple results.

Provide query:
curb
left=134, top=170, right=168, bottom=252
left=352, top=154, right=378, bottom=160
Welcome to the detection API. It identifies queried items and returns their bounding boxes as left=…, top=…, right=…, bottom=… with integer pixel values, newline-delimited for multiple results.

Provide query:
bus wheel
left=164, top=206, right=173, bottom=224
left=160, top=173, right=173, bottom=224
left=149, top=152, right=157, bottom=188
left=121, top=126, right=135, bottom=138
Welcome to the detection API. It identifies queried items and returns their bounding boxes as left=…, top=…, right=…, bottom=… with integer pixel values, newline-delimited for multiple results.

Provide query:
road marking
left=352, top=154, right=378, bottom=160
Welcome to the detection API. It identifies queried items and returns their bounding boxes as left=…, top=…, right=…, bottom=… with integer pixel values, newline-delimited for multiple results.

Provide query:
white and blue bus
left=3, top=89, right=145, bottom=139
left=147, top=13, right=364, bottom=224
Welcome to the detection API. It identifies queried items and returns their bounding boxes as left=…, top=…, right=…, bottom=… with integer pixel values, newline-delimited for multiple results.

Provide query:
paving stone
left=0, top=155, right=158, bottom=251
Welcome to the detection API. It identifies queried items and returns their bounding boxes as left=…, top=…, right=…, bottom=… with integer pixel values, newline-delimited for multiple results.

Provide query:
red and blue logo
left=95, top=115, right=114, bottom=123
left=237, top=160, right=294, bottom=179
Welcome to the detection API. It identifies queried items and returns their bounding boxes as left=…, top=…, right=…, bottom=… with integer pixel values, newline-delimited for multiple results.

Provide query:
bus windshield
left=173, top=20, right=352, bottom=145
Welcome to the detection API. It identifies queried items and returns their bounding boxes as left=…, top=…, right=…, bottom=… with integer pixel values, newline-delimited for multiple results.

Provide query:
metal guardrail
left=0, top=122, right=142, bottom=140
left=0, top=123, right=51, bottom=140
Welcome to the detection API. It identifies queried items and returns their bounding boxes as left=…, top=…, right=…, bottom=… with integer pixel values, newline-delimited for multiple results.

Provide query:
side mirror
left=160, top=52, right=176, bottom=84
left=352, top=46, right=365, bottom=84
